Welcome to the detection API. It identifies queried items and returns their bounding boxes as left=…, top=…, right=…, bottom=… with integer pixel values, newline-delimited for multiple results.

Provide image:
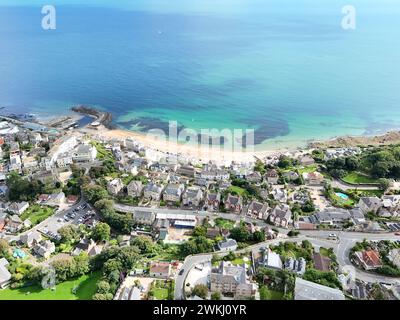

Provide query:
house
left=271, top=188, right=287, bottom=203
left=284, top=257, right=306, bottom=275
left=354, top=250, right=383, bottom=270
left=283, top=171, right=300, bottom=182
left=388, top=249, right=400, bottom=269
left=20, top=231, right=42, bottom=248
left=259, top=248, right=282, bottom=270
left=206, top=192, right=221, bottom=211
left=269, top=205, right=292, bottom=228
left=0, top=258, right=11, bottom=289
left=302, top=171, right=324, bottom=186
left=67, top=195, right=79, bottom=204
left=88, top=245, right=103, bottom=257
left=292, top=190, right=310, bottom=205
left=149, top=261, right=172, bottom=279
left=46, top=192, right=66, bottom=207
left=127, top=180, right=144, bottom=198
left=197, top=169, right=229, bottom=181
left=163, top=183, right=185, bottom=203
left=378, top=195, right=400, bottom=217
left=265, top=169, right=279, bottom=185
left=33, top=240, right=56, bottom=259
left=73, top=144, right=97, bottom=163
left=217, top=239, right=237, bottom=252
left=206, top=228, right=221, bottom=239
left=107, top=178, right=124, bottom=195
left=143, top=183, right=164, bottom=201
left=132, top=210, right=156, bottom=225
left=72, top=238, right=96, bottom=256
left=246, top=201, right=269, bottom=219
left=224, top=194, right=243, bottom=213
left=358, top=197, right=382, bottom=214
left=177, top=165, right=196, bottom=178
left=155, top=213, right=197, bottom=229
left=6, top=215, right=23, bottom=233
left=7, top=201, right=29, bottom=215
left=56, top=152, right=73, bottom=168
left=246, top=171, right=262, bottom=183
left=22, top=156, right=39, bottom=172
left=312, top=253, right=332, bottom=272
left=299, top=155, right=315, bottom=166
left=210, top=261, right=258, bottom=299
left=349, top=208, right=366, bottom=225
left=32, top=170, right=60, bottom=184
left=182, top=187, right=203, bottom=207
left=294, top=277, right=345, bottom=300
left=308, top=208, right=352, bottom=226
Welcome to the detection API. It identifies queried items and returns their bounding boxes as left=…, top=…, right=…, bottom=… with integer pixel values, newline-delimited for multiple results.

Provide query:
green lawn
left=342, top=172, right=378, bottom=184
left=152, top=288, right=169, bottom=300
left=331, top=192, right=355, bottom=206
left=215, top=218, right=235, bottom=230
left=0, top=271, right=101, bottom=300
left=348, top=189, right=384, bottom=198
left=259, top=286, right=284, bottom=300
left=227, top=186, right=248, bottom=197
left=20, top=205, right=54, bottom=226
left=319, top=247, right=331, bottom=257
left=231, top=257, right=251, bottom=266
left=298, top=165, right=318, bottom=174
left=91, top=141, right=114, bottom=161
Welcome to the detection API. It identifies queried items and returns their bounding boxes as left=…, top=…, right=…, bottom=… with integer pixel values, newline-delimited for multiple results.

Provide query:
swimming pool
left=335, top=192, right=349, bottom=201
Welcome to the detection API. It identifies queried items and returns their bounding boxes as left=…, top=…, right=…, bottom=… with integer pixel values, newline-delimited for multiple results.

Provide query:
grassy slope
left=342, top=172, right=377, bottom=184
left=0, top=271, right=101, bottom=300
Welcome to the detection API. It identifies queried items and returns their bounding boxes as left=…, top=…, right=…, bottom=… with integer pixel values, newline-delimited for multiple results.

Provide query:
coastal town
left=0, top=108, right=400, bottom=301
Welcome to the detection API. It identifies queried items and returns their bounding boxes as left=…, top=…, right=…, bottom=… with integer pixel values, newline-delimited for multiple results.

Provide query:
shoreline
left=68, top=106, right=400, bottom=164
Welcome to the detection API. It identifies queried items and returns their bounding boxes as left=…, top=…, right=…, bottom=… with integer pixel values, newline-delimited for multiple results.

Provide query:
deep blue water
left=0, top=0, right=400, bottom=148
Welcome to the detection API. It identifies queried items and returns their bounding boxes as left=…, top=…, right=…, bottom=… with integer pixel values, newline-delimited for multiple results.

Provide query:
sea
left=0, top=0, right=400, bottom=150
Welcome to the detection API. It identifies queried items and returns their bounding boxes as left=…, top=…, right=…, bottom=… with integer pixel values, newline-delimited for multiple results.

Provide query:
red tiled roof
left=362, top=250, right=382, bottom=268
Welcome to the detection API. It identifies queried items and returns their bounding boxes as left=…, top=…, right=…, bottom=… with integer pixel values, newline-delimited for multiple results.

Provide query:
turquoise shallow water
left=0, top=0, right=400, bottom=150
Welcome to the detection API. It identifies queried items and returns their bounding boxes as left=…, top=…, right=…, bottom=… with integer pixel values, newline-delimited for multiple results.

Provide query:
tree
left=301, top=200, right=315, bottom=213
left=103, top=258, right=123, bottom=276
left=252, top=230, right=265, bottom=242
left=96, top=280, right=111, bottom=294
left=192, top=284, right=208, bottom=299
left=180, top=237, right=213, bottom=256
left=230, top=226, right=250, bottom=242
left=131, top=236, right=155, bottom=254
left=0, top=239, right=10, bottom=255
left=6, top=172, right=43, bottom=201
left=92, top=293, right=113, bottom=300
left=192, top=226, right=207, bottom=238
left=345, top=157, right=359, bottom=171
left=58, top=225, right=81, bottom=243
left=82, top=184, right=109, bottom=204
left=278, top=155, right=294, bottom=169
left=378, top=178, right=391, bottom=192
left=73, top=253, right=90, bottom=276
left=51, top=257, right=76, bottom=282
left=91, top=222, right=111, bottom=242
left=211, top=292, right=221, bottom=300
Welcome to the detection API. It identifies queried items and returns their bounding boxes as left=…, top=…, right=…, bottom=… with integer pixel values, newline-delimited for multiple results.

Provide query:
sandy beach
left=84, top=125, right=288, bottom=165
left=78, top=119, right=400, bottom=166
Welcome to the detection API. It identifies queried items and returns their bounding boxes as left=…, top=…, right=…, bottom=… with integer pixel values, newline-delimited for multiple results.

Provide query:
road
left=114, top=203, right=270, bottom=228
left=174, top=230, right=400, bottom=300
left=331, top=178, right=379, bottom=191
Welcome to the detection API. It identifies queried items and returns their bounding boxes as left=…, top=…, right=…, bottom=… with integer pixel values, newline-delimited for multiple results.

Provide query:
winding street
left=174, top=230, right=400, bottom=300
